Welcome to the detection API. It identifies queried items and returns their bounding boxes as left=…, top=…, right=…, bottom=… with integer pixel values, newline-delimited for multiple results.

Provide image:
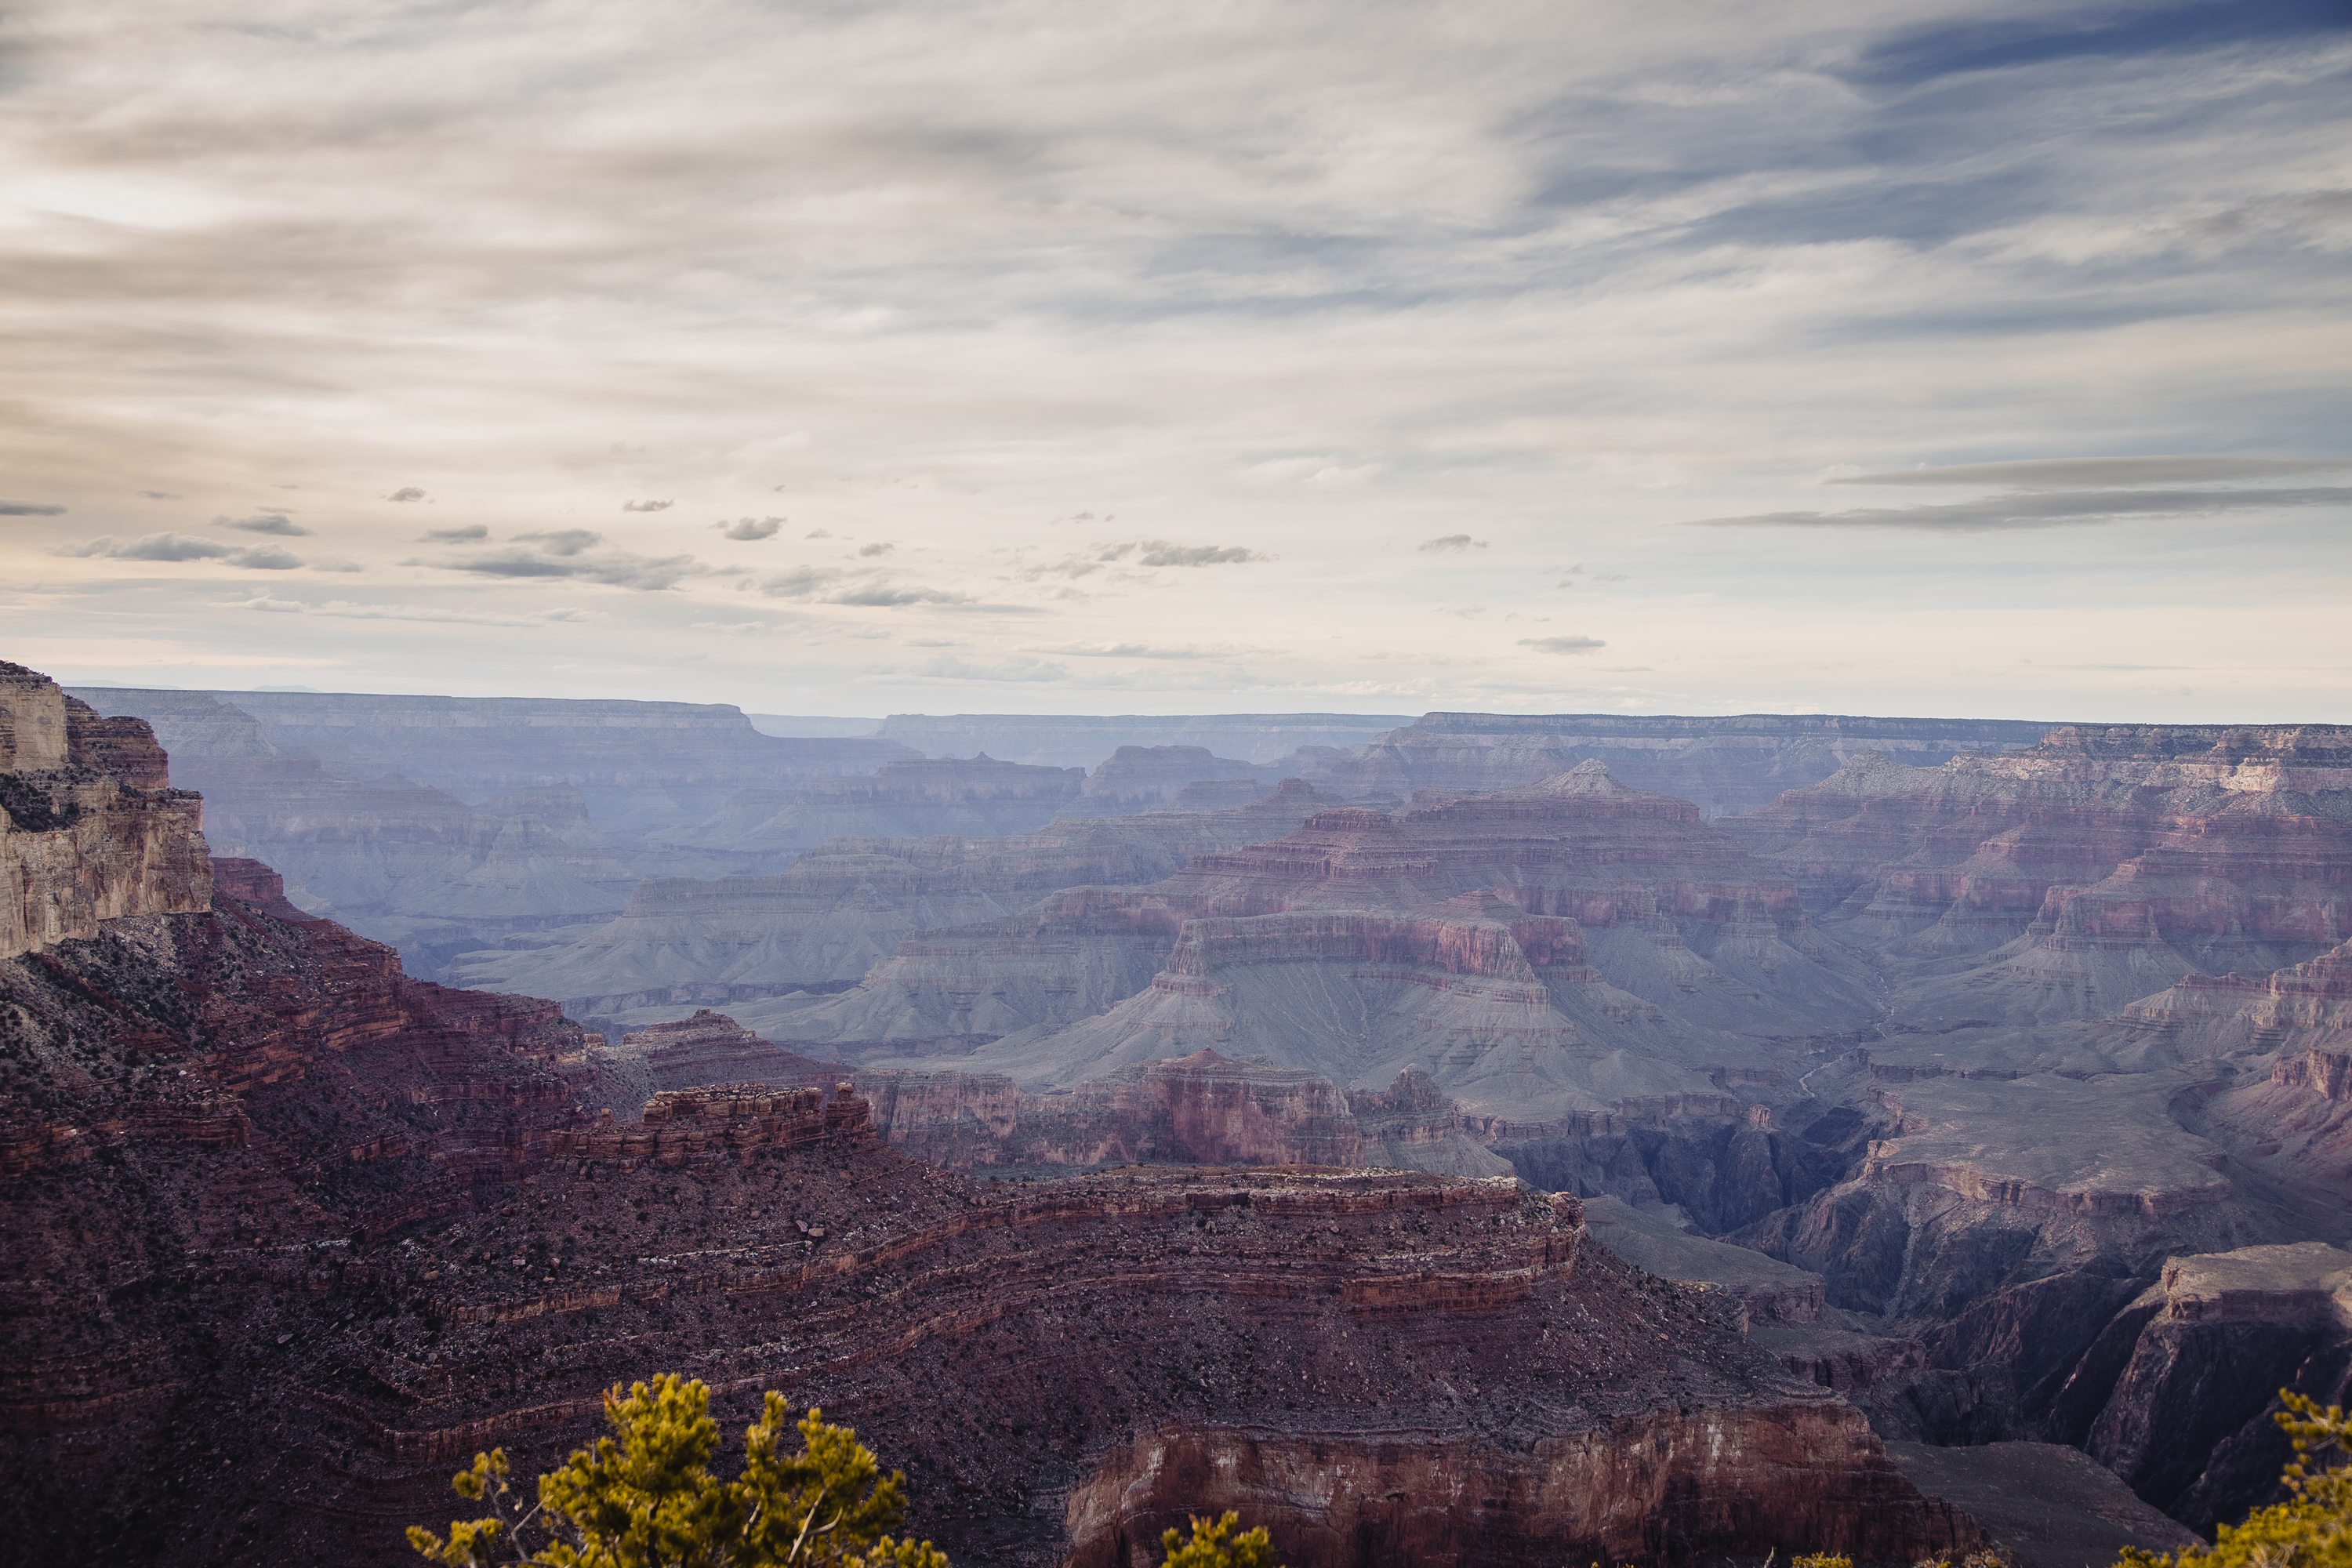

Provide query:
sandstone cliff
left=2, top=662, right=211, bottom=959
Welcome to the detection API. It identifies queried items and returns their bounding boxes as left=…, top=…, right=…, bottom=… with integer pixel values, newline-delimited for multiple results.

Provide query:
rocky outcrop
left=1303, top=712, right=2048, bottom=818
left=1732, top=726, right=2352, bottom=1026
left=2045, top=1243, right=2352, bottom=1530
left=2, top=662, right=210, bottom=958
left=862, top=1050, right=1508, bottom=1176
left=1060, top=745, right=1275, bottom=817
left=585, top=1007, right=844, bottom=1110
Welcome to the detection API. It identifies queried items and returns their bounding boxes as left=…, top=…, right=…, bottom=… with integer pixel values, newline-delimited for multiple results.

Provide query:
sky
left=3, top=0, right=2349, bottom=720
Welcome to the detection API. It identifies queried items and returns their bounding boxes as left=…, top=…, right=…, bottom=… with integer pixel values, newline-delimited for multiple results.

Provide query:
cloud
left=431, top=530, right=703, bottom=590
left=1419, top=534, right=1486, bottom=553
left=914, top=654, right=1069, bottom=683
left=1687, top=488, right=2352, bottom=532
left=1047, top=641, right=1236, bottom=660
left=1519, top=635, right=1607, bottom=654
left=136, top=491, right=177, bottom=501
left=760, top=566, right=842, bottom=599
left=516, top=528, right=603, bottom=556
left=61, top=533, right=307, bottom=569
left=1134, top=540, right=1269, bottom=567
left=226, top=594, right=595, bottom=628
left=857, top=542, right=894, bottom=557
left=1837, top=457, right=2352, bottom=488
left=421, top=524, right=491, bottom=543
left=385, top=487, right=426, bottom=502
left=2, top=500, right=67, bottom=516
left=831, top=582, right=971, bottom=607
left=222, top=512, right=311, bottom=536
left=717, top=515, right=783, bottom=540
left=623, top=499, right=673, bottom=512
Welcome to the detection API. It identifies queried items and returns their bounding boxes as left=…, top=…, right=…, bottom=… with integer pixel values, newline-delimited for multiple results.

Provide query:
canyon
left=2, top=660, right=1999, bottom=1567
left=14, top=658, right=2352, bottom=1564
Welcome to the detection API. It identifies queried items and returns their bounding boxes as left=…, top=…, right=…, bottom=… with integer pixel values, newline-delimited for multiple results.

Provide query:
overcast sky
left=4, top=0, right=2348, bottom=719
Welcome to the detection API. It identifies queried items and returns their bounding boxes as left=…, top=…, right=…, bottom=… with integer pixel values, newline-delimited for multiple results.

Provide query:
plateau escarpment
left=1303, top=712, right=2049, bottom=818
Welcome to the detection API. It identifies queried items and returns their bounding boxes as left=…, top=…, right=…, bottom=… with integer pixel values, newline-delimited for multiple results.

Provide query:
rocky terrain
left=0, top=668, right=2002, bottom=1566
left=2, top=662, right=212, bottom=958
left=452, top=780, right=1338, bottom=1029
left=20, top=659, right=2352, bottom=1559
left=1302, top=713, right=2050, bottom=818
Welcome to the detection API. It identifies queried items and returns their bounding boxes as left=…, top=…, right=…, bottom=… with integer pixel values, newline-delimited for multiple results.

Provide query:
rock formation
left=2, top=662, right=211, bottom=958
left=0, top=835, right=1980, bottom=1567
left=1059, top=745, right=1276, bottom=816
left=1302, top=712, right=2050, bottom=817
left=459, top=780, right=1337, bottom=1028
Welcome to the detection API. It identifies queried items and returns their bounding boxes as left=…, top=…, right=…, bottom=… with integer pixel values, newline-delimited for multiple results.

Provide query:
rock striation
left=2, top=662, right=211, bottom=959
left=457, top=781, right=1338, bottom=1026
left=0, top=901, right=1973, bottom=1567
left=873, top=713, right=1410, bottom=770
left=1304, top=712, right=2049, bottom=818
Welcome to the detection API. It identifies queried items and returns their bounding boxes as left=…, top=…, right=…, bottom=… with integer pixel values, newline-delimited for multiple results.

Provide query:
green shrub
left=407, top=1373, right=947, bottom=1568
left=1160, top=1512, right=1284, bottom=1568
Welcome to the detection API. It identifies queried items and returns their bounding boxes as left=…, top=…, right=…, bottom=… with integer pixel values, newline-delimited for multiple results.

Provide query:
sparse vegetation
left=1159, top=1512, right=1284, bottom=1568
left=2118, top=1393, right=2350, bottom=1568
left=407, top=1373, right=947, bottom=1568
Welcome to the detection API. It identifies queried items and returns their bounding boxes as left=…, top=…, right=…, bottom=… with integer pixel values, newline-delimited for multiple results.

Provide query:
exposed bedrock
left=1740, top=1073, right=2270, bottom=1319
left=1059, top=745, right=1277, bottom=817
left=863, top=1049, right=1508, bottom=1176
left=2, top=662, right=212, bottom=959
left=2042, top=1243, right=2352, bottom=1530
left=1062, top=1403, right=1973, bottom=1568
left=1733, top=724, right=2352, bottom=1025
left=452, top=780, right=1334, bottom=1024
left=1300, top=713, right=2048, bottom=818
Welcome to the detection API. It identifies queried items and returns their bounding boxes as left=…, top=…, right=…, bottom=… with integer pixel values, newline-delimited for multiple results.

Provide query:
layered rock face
left=1732, top=725, right=2352, bottom=1029
left=833, top=764, right=1879, bottom=1123
left=865, top=1049, right=1508, bottom=1176
left=2043, top=1243, right=2352, bottom=1531
left=2, top=662, right=210, bottom=958
left=150, top=687, right=917, bottom=831
left=0, top=884, right=1975, bottom=1567
left=1060, top=745, right=1277, bottom=816
left=461, top=781, right=1337, bottom=1026
left=1303, top=713, right=2049, bottom=818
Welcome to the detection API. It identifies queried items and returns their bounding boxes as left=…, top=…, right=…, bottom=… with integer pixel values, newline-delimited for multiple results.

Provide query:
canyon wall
left=2, top=662, right=211, bottom=959
left=1302, top=712, right=2049, bottom=817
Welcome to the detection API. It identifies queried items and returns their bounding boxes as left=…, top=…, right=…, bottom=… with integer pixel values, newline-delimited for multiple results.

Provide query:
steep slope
left=0, top=877, right=1979, bottom=1568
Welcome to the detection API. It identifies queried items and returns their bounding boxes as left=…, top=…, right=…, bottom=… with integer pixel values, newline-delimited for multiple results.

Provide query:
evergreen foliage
left=406, top=1374, right=948, bottom=1568
left=1159, top=1512, right=1284, bottom=1568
